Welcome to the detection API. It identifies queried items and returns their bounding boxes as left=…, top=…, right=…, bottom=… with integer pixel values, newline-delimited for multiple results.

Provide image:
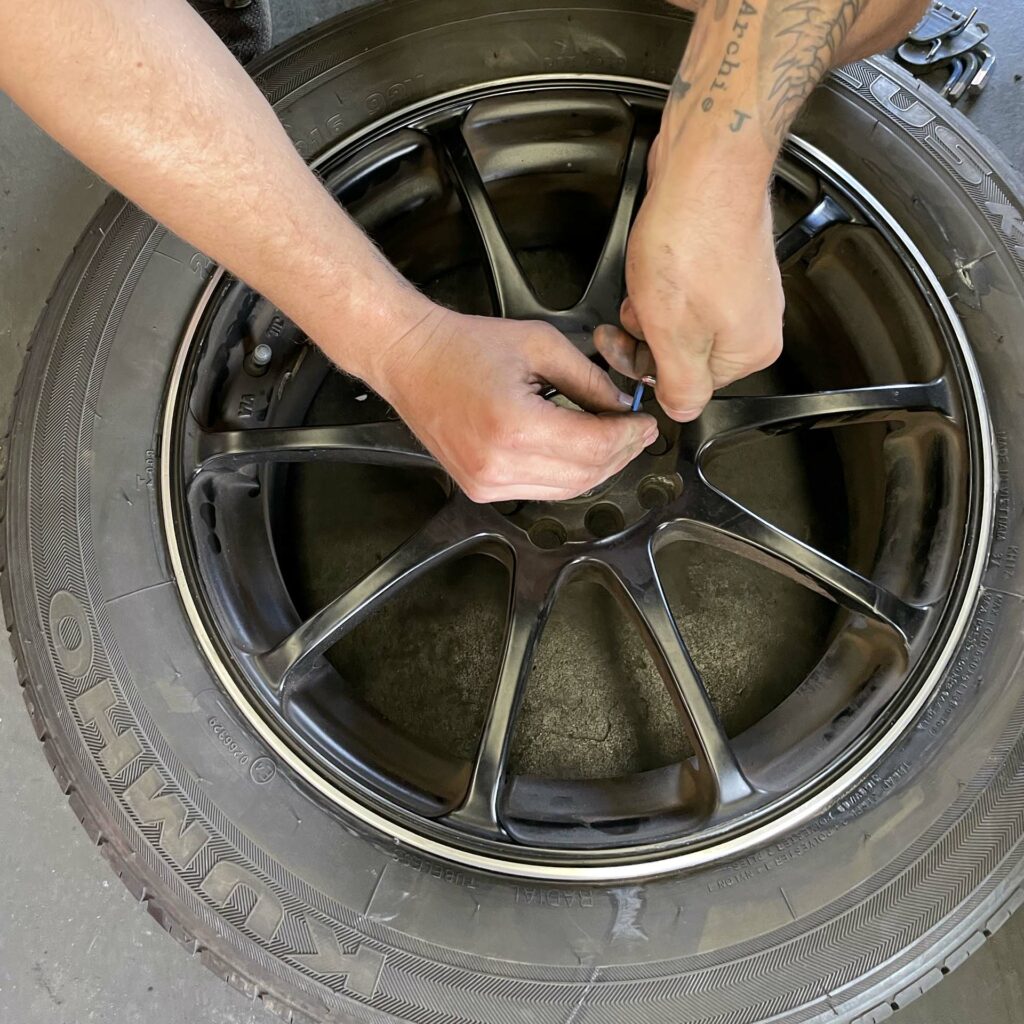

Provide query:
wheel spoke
left=675, top=482, right=926, bottom=643
left=604, top=550, right=755, bottom=809
left=253, top=499, right=494, bottom=691
left=698, top=379, right=952, bottom=450
left=195, top=420, right=438, bottom=476
left=571, top=121, right=653, bottom=326
left=435, top=123, right=546, bottom=319
left=447, top=566, right=562, bottom=834
left=775, top=193, right=851, bottom=264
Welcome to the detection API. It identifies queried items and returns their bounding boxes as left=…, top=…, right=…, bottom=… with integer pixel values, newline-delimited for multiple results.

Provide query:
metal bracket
left=896, top=2, right=996, bottom=103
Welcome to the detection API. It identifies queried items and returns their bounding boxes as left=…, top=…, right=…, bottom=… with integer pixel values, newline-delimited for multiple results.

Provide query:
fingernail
left=665, top=406, right=703, bottom=423
left=618, top=391, right=635, bottom=407
left=643, top=426, right=660, bottom=445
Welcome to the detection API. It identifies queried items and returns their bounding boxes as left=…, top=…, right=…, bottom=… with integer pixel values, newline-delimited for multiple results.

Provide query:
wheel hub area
left=496, top=421, right=684, bottom=548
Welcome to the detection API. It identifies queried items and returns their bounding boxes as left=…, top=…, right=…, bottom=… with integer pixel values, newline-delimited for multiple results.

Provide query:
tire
left=5, top=3, right=1024, bottom=1022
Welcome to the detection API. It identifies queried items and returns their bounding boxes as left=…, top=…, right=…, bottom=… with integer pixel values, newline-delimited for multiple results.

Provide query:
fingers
left=649, top=329, right=715, bottom=422
left=620, top=297, right=645, bottom=342
left=593, top=324, right=653, bottom=380
left=529, top=326, right=632, bottom=413
left=401, top=317, right=666, bottom=504
left=456, top=435, right=649, bottom=502
left=616, top=296, right=783, bottom=422
left=449, top=394, right=658, bottom=503
left=604, top=321, right=782, bottom=423
left=620, top=300, right=716, bottom=420
left=537, top=400, right=658, bottom=469
left=598, top=319, right=712, bottom=422
left=612, top=178, right=786, bottom=423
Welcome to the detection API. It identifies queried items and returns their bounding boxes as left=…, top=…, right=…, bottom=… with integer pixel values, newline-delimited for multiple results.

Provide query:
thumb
left=619, top=299, right=714, bottom=420
left=533, top=329, right=633, bottom=413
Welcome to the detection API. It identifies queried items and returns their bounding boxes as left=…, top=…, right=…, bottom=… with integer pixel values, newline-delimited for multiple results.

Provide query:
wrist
left=306, top=263, right=439, bottom=397
left=661, top=0, right=777, bottom=165
left=654, top=106, right=776, bottom=214
left=658, top=106, right=776, bottom=183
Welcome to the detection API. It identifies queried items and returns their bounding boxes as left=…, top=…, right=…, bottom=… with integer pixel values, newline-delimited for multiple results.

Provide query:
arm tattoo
left=665, top=1, right=760, bottom=143
left=670, top=73, right=693, bottom=100
left=760, top=0, right=865, bottom=145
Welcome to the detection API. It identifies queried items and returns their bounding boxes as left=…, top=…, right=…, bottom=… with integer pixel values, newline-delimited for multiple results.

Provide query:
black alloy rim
left=164, top=79, right=989, bottom=877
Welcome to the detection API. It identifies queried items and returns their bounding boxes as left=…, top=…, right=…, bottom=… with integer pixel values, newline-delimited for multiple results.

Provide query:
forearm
left=0, top=0, right=431, bottom=385
left=660, top=0, right=928, bottom=177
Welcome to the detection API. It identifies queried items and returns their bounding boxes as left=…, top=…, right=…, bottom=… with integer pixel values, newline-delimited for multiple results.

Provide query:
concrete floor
left=2, top=2, right=1024, bottom=1022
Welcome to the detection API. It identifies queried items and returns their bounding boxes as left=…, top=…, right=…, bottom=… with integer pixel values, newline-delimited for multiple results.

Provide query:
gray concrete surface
left=2, top=2, right=1024, bottom=1022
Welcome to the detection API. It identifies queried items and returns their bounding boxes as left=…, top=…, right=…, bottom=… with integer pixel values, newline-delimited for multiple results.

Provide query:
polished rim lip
left=159, top=72, right=996, bottom=883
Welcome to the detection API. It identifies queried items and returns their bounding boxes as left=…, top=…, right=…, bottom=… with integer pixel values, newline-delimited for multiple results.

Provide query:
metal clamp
left=896, top=2, right=996, bottom=103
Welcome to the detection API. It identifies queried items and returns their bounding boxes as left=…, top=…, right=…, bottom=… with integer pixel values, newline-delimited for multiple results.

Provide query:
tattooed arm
left=758, top=1, right=927, bottom=144
left=595, top=0, right=927, bottom=421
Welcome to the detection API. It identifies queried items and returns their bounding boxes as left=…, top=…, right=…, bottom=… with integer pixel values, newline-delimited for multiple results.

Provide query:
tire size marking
left=283, top=110, right=346, bottom=158
left=539, top=37, right=628, bottom=74
left=991, top=545, right=1020, bottom=583
left=989, top=432, right=1020, bottom=586
left=919, top=590, right=1003, bottom=737
left=365, top=74, right=426, bottom=116
left=996, top=432, right=1012, bottom=545
left=705, top=760, right=913, bottom=893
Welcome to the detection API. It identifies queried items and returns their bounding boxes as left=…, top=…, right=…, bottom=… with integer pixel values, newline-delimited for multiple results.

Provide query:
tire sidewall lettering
left=48, top=590, right=94, bottom=679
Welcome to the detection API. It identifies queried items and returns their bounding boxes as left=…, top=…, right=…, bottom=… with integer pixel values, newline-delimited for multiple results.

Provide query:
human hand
left=369, top=307, right=659, bottom=502
left=595, top=132, right=784, bottom=422
left=594, top=0, right=928, bottom=423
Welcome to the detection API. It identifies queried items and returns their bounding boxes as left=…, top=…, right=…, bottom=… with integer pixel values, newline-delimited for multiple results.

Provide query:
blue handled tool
left=630, top=375, right=657, bottom=413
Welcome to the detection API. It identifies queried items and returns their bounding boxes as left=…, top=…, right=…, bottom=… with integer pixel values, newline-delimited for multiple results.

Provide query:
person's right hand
left=367, top=307, right=659, bottom=503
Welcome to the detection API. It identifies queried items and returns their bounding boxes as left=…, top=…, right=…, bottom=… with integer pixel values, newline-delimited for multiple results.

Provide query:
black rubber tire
left=5, top=3, right=1024, bottom=1022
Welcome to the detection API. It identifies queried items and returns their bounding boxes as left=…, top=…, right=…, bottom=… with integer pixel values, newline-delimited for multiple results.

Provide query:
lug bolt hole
left=646, top=433, right=671, bottom=456
left=638, top=476, right=679, bottom=510
left=585, top=503, right=625, bottom=539
left=529, top=519, right=568, bottom=550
